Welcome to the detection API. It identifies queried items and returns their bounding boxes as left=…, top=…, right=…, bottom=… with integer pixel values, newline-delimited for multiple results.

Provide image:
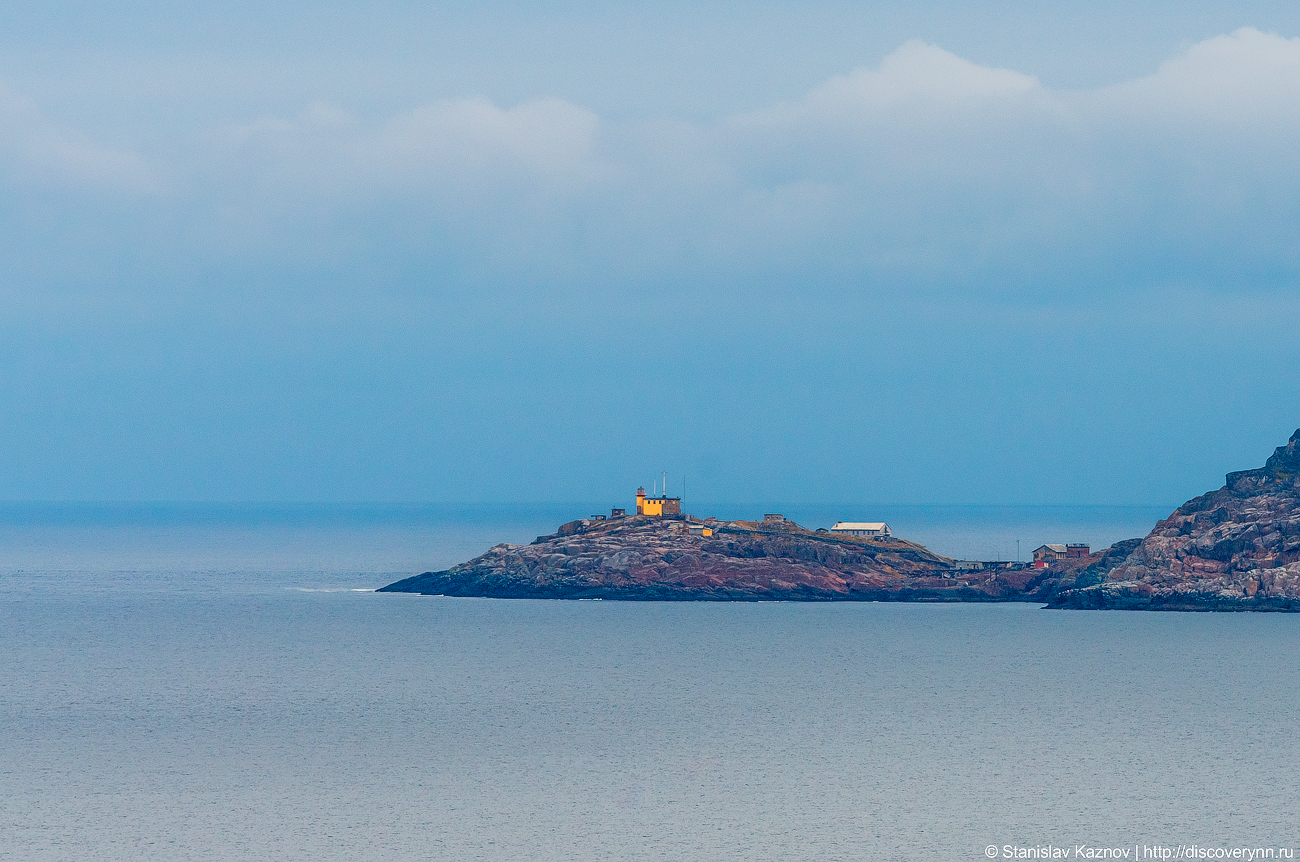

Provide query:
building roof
left=1037, top=544, right=1068, bottom=553
left=830, top=522, right=889, bottom=531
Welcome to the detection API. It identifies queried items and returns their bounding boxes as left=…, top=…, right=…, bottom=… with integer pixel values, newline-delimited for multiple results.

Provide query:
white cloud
left=0, top=81, right=157, bottom=193
left=1100, top=28, right=1300, bottom=123
left=10, top=29, right=1300, bottom=294
left=204, top=29, right=1300, bottom=235
left=369, top=97, right=600, bottom=176
left=220, top=96, right=604, bottom=196
left=806, top=40, right=1040, bottom=112
left=669, top=29, right=1300, bottom=287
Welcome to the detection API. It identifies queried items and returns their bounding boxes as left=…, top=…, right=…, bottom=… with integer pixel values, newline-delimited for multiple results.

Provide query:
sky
left=1, top=1, right=1299, bottom=506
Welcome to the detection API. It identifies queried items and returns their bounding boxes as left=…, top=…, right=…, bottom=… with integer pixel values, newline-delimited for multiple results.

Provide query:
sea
left=2, top=502, right=1298, bottom=861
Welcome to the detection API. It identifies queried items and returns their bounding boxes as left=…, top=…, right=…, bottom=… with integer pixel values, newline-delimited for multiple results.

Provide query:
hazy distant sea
left=3, top=503, right=1297, bottom=861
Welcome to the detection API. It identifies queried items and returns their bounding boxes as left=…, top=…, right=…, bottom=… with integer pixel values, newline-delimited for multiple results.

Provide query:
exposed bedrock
left=1049, top=428, right=1300, bottom=611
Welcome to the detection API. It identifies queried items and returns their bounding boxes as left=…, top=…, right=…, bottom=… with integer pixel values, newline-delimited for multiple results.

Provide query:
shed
left=830, top=522, right=891, bottom=538
left=1032, top=544, right=1068, bottom=563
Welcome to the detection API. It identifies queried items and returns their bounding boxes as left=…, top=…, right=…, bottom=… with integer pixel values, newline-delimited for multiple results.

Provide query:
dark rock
left=1048, top=428, right=1300, bottom=611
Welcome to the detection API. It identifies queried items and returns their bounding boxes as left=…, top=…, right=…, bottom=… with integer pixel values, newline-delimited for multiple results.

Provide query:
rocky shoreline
left=380, top=428, right=1300, bottom=611
left=1046, top=428, right=1300, bottom=611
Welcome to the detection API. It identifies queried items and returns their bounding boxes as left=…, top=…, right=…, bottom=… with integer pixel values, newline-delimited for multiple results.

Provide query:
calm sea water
left=2, top=504, right=1297, bottom=861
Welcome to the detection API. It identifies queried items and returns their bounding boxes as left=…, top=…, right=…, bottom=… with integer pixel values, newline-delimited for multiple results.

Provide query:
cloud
left=683, top=31, right=1300, bottom=289
left=741, top=28, right=1300, bottom=137
left=0, top=81, right=157, bottom=193
left=9, top=29, right=1300, bottom=297
left=1101, top=28, right=1300, bottom=124
left=750, top=39, right=1044, bottom=126
left=370, top=97, right=601, bottom=177
left=4, top=27, right=1300, bottom=504
left=219, top=96, right=604, bottom=197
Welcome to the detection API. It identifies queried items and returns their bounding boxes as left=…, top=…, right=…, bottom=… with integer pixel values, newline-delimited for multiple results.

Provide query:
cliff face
left=379, top=516, right=1038, bottom=602
left=1050, top=429, right=1300, bottom=611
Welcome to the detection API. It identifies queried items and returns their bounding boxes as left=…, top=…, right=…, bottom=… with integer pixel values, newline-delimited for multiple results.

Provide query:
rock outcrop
left=1021, top=538, right=1144, bottom=598
left=379, top=516, right=1042, bottom=602
left=1049, top=429, right=1300, bottom=611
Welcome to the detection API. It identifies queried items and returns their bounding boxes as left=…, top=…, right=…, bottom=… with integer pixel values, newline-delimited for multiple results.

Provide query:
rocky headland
left=1048, top=428, right=1300, bottom=611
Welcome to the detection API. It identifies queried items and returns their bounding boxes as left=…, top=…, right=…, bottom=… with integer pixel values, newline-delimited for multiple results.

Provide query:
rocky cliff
left=378, top=515, right=1044, bottom=602
left=1049, top=429, right=1300, bottom=611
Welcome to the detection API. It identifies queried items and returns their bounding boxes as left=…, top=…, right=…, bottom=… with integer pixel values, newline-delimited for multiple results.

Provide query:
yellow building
left=635, top=487, right=681, bottom=517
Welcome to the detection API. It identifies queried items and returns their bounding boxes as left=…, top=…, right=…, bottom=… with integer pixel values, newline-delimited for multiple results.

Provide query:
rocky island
left=380, top=428, right=1300, bottom=610
left=378, top=513, right=1037, bottom=601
